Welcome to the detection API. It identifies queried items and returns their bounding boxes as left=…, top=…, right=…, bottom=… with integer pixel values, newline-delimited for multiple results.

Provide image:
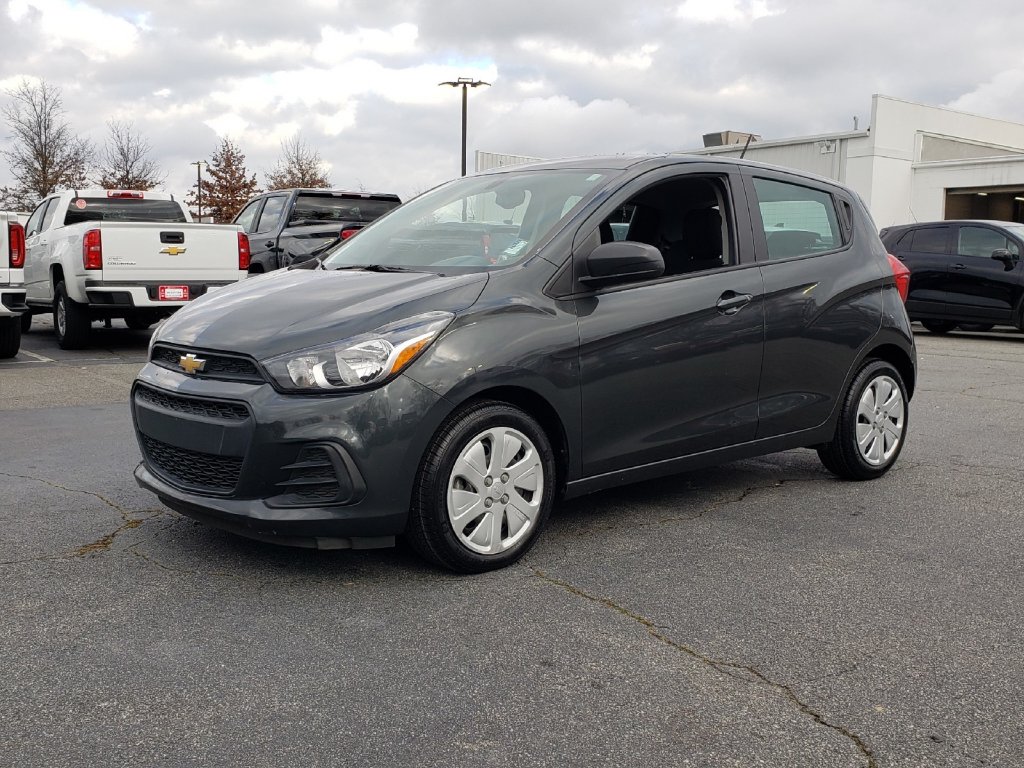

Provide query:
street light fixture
left=191, top=160, right=207, bottom=221
left=438, top=77, right=490, bottom=177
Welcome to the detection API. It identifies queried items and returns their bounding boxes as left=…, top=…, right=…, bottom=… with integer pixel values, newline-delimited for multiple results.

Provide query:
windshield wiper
left=331, top=264, right=421, bottom=273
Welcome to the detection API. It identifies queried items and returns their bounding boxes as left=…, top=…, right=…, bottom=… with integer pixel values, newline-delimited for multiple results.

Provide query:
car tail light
left=83, top=229, right=103, bottom=270
left=107, top=190, right=144, bottom=199
left=8, top=222, right=25, bottom=268
left=340, top=227, right=360, bottom=240
left=886, top=253, right=910, bottom=302
left=238, top=232, right=251, bottom=270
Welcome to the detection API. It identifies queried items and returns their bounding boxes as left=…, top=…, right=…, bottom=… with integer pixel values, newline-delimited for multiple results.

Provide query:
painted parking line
left=18, top=349, right=56, bottom=363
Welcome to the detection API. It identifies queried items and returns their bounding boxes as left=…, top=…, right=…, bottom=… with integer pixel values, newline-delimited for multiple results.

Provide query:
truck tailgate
left=97, top=222, right=242, bottom=282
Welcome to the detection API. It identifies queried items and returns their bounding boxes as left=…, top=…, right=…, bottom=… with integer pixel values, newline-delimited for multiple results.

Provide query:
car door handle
left=716, top=292, right=754, bottom=315
left=264, top=241, right=275, bottom=249
left=952, top=263, right=968, bottom=270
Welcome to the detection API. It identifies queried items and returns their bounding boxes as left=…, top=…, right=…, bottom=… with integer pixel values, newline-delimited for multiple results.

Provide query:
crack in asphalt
left=532, top=568, right=878, bottom=768
left=0, top=470, right=166, bottom=563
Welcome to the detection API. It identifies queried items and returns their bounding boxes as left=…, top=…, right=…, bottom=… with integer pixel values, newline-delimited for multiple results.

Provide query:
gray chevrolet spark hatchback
left=132, top=155, right=916, bottom=572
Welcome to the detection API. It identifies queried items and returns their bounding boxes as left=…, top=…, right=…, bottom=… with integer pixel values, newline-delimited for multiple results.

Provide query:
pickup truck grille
left=151, top=344, right=263, bottom=382
left=141, top=435, right=243, bottom=493
left=135, top=383, right=249, bottom=421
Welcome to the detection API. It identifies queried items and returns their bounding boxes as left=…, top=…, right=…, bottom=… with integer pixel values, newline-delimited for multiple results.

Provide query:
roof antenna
left=739, top=134, right=754, bottom=160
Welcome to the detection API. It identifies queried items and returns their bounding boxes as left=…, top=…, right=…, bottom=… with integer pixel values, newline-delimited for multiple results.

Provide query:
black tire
left=20, top=312, right=31, bottom=333
left=0, top=316, right=20, bottom=358
left=922, top=320, right=956, bottom=334
left=957, top=323, right=994, bottom=332
left=817, top=360, right=909, bottom=480
left=125, top=316, right=153, bottom=331
left=53, top=282, right=91, bottom=350
left=406, top=400, right=556, bottom=573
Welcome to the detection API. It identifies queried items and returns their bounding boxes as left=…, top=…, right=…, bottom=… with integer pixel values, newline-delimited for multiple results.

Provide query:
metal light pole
left=191, top=160, right=207, bottom=221
left=438, top=77, right=490, bottom=176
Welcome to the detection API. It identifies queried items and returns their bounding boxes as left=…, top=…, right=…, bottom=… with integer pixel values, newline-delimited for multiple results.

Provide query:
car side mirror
left=580, top=241, right=665, bottom=288
left=991, top=248, right=1018, bottom=270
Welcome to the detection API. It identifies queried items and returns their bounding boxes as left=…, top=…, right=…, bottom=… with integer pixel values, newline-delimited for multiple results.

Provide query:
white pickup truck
left=1, top=211, right=28, bottom=358
left=23, top=190, right=250, bottom=349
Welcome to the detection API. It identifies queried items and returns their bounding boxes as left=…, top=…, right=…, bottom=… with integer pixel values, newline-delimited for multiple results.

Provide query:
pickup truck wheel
left=53, top=282, right=90, bottom=350
left=125, top=316, right=153, bottom=331
left=817, top=360, right=908, bottom=480
left=20, top=312, right=32, bottom=333
left=406, top=401, right=556, bottom=573
left=0, top=316, right=21, bottom=358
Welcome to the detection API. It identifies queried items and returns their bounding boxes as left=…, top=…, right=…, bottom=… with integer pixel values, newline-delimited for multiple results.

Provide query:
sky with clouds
left=2, top=0, right=1024, bottom=206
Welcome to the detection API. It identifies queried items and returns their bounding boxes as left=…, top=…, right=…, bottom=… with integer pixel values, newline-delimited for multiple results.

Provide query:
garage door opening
left=945, top=187, right=1024, bottom=223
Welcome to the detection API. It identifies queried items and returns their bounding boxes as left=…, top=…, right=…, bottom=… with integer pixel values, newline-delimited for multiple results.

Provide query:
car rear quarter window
left=957, top=226, right=1019, bottom=257
left=907, top=227, right=949, bottom=254
left=752, top=178, right=843, bottom=260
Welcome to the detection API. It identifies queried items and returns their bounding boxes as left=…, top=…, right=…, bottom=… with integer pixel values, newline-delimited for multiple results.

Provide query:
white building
left=482, top=95, right=1024, bottom=229
left=691, top=94, right=1024, bottom=228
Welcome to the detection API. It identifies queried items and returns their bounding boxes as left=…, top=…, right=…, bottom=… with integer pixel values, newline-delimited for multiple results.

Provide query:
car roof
left=474, top=153, right=850, bottom=190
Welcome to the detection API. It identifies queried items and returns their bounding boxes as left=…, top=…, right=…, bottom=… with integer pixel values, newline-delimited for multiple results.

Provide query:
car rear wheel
left=53, top=282, right=91, bottom=350
left=921, top=320, right=956, bottom=334
left=0, top=316, right=21, bottom=358
left=407, top=401, right=556, bottom=573
left=817, top=360, right=908, bottom=480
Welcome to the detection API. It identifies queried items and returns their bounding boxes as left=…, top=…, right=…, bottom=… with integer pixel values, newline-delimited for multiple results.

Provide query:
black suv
left=880, top=219, right=1024, bottom=334
left=132, top=156, right=916, bottom=573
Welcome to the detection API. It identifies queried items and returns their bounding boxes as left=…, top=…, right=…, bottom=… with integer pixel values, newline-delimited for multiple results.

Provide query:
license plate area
left=159, top=285, right=189, bottom=301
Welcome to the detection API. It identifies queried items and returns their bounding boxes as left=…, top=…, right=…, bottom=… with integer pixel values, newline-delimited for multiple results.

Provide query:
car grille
left=141, top=435, right=243, bottom=493
left=274, top=446, right=348, bottom=505
left=135, top=383, right=249, bottom=421
left=151, top=344, right=263, bottom=382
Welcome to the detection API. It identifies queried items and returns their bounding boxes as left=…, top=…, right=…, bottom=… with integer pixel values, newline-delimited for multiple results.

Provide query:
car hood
left=154, top=268, right=488, bottom=360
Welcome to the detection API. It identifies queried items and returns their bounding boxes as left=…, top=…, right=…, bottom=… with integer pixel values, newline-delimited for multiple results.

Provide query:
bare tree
left=0, top=79, right=92, bottom=210
left=265, top=134, right=331, bottom=190
left=186, top=138, right=260, bottom=223
left=94, top=120, right=163, bottom=190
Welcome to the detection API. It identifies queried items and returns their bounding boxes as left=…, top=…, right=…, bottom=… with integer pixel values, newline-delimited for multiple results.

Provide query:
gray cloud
left=3, top=0, right=1024, bottom=204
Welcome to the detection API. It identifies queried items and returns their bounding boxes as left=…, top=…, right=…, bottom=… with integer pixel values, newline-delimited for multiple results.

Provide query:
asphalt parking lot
left=1, top=318, right=1022, bottom=768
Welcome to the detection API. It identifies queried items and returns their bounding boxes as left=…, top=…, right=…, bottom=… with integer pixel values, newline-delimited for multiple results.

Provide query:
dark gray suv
left=131, top=156, right=916, bottom=573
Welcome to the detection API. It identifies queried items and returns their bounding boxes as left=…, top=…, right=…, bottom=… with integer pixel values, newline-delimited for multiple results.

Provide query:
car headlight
left=262, top=311, right=454, bottom=392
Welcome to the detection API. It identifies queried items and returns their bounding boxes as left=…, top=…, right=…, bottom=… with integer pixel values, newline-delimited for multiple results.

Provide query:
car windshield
left=1004, top=224, right=1024, bottom=240
left=320, top=169, right=611, bottom=272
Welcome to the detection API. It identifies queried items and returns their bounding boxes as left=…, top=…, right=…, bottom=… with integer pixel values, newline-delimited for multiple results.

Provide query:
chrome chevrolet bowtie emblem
left=160, top=246, right=187, bottom=255
left=178, top=353, right=206, bottom=375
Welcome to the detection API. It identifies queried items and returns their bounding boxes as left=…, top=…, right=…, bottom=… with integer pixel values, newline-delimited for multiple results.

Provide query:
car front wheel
left=818, top=360, right=908, bottom=480
left=407, top=401, right=556, bottom=573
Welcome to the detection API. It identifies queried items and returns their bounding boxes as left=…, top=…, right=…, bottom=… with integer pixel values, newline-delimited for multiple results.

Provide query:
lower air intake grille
left=273, top=446, right=348, bottom=505
left=142, top=435, right=242, bottom=493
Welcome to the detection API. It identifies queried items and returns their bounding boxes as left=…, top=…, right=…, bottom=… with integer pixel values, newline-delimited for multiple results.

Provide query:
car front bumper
left=131, top=361, right=446, bottom=548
